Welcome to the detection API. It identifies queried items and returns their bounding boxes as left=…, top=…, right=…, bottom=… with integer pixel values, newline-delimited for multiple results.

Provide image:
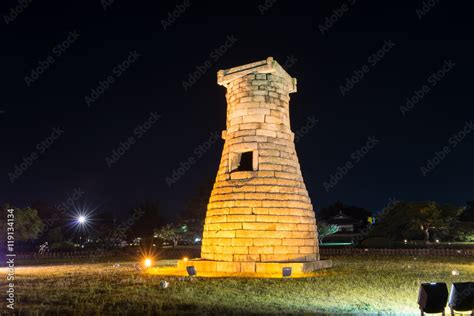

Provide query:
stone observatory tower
left=178, top=57, right=331, bottom=275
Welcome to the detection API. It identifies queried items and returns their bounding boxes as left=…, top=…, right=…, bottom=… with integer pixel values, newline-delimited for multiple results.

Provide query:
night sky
left=1, top=1, right=473, bottom=220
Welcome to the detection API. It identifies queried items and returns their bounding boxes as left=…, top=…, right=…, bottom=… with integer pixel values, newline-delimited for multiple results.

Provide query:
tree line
left=1, top=197, right=472, bottom=253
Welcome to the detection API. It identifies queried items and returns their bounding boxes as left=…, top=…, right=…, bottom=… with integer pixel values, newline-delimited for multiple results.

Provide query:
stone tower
left=179, top=57, right=331, bottom=275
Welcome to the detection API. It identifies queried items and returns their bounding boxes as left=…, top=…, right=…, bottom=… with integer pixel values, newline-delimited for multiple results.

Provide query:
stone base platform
left=176, top=259, right=332, bottom=276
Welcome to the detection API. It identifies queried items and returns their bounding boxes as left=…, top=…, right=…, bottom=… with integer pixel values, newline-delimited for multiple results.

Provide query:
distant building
left=323, top=211, right=366, bottom=244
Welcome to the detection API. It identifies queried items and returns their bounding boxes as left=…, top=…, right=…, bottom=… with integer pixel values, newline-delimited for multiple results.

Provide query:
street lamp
left=78, top=215, right=87, bottom=224
left=75, top=215, right=89, bottom=248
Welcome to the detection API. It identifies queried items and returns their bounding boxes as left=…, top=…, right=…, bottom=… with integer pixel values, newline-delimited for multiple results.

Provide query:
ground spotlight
left=186, top=266, right=196, bottom=276
left=182, top=257, right=188, bottom=261
left=418, top=282, right=448, bottom=315
left=282, top=267, right=292, bottom=278
left=448, top=282, right=474, bottom=314
left=143, top=258, right=153, bottom=268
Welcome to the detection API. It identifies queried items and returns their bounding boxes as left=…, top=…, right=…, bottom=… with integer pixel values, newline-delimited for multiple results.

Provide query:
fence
left=15, top=247, right=201, bottom=261
left=16, top=250, right=116, bottom=260
left=14, top=247, right=474, bottom=260
left=320, top=248, right=474, bottom=257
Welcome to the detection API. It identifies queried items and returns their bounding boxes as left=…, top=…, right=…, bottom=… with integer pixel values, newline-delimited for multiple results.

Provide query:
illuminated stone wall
left=201, top=57, right=319, bottom=265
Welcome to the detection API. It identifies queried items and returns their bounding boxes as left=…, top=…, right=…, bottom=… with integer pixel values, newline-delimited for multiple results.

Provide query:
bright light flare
left=66, top=201, right=101, bottom=236
left=144, top=258, right=153, bottom=268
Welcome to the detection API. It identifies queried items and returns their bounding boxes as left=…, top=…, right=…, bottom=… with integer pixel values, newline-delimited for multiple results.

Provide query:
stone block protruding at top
left=217, top=57, right=297, bottom=93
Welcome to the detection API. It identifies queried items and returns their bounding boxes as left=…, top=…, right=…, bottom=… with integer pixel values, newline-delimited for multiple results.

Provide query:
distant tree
left=18, top=207, right=44, bottom=241
left=319, top=201, right=372, bottom=223
left=179, top=219, right=204, bottom=243
left=101, top=223, right=127, bottom=249
left=46, top=227, right=64, bottom=243
left=94, top=212, right=122, bottom=248
left=31, top=200, right=59, bottom=220
left=317, top=222, right=340, bottom=244
left=0, top=205, right=44, bottom=242
left=409, top=202, right=463, bottom=242
left=459, top=201, right=474, bottom=222
left=371, top=201, right=463, bottom=242
left=31, top=201, right=72, bottom=242
left=154, top=224, right=182, bottom=247
left=451, top=222, right=474, bottom=242
left=154, top=219, right=203, bottom=247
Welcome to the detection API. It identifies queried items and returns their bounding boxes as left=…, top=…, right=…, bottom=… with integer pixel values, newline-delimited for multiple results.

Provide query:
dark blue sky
left=1, top=1, right=473, bottom=220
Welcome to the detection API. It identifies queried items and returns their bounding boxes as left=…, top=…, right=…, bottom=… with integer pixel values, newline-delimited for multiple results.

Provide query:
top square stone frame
left=217, top=57, right=297, bottom=93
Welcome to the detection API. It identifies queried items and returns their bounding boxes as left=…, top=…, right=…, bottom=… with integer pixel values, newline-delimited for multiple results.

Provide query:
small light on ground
left=183, top=257, right=188, bottom=261
left=451, top=270, right=459, bottom=276
left=144, top=258, right=152, bottom=268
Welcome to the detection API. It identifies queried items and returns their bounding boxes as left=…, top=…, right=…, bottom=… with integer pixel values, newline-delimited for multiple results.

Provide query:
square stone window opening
left=229, top=150, right=259, bottom=172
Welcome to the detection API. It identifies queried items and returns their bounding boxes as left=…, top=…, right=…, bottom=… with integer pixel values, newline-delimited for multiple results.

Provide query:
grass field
left=1, top=255, right=473, bottom=315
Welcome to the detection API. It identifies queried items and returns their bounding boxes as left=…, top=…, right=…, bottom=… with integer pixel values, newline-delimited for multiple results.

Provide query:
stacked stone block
left=201, top=57, right=321, bottom=265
